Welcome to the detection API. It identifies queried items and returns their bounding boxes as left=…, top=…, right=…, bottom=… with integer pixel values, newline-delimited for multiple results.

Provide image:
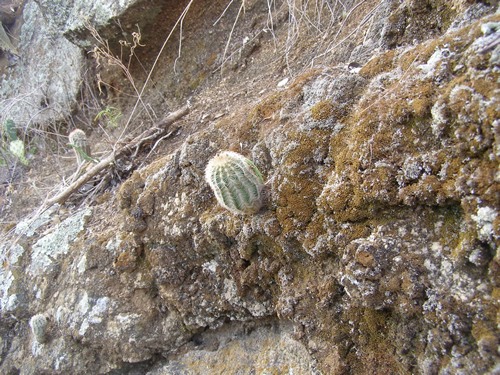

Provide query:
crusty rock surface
left=0, top=0, right=498, bottom=374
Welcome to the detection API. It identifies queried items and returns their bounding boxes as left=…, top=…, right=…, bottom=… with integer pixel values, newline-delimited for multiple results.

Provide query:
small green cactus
left=68, top=129, right=93, bottom=165
left=4, top=119, right=18, bottom=141
left=205, top=150, right=264, bottom=215
left=3, top=119, right=28, bottom=165
left=29, top=313, right=48, bottom=343
left=9, top=139, right=28, bottom=165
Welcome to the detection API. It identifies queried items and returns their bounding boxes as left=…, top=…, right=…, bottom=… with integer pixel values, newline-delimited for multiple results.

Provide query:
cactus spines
left=205, top=151, right=264, bottom=215
left=29, top=313, right=48, bottom=343
left=68, top=129, right=91, bottom=165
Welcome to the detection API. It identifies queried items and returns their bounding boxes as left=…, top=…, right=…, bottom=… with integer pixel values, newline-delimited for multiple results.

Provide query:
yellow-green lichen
left=310, top=100, right=336, bottom=121
left=336, top=308, right=413, bottom=375
left=359, top=49, right=397, bottom=79
left=274, top=129, right=330, bottom=235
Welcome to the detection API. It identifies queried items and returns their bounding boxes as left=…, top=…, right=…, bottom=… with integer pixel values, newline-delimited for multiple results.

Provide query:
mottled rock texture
left=0, top=0, right=162, bottom=129
left=0, top=0, right=82, bottom=126
left=0, top=0, right=498, bottom=374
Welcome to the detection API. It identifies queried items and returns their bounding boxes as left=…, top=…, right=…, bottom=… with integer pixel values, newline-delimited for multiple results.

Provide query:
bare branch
left=45, top=104, right=190, bottom=207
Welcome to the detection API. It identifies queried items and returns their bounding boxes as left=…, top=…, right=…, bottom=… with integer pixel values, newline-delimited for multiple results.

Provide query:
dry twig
left=45, top=104, right=190, bottom=207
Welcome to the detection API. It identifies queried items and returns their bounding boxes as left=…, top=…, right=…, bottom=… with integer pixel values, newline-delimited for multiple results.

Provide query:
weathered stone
left=0, top=0, right=83, bottom=126
left=35, top=0, right=167, bottom=50
left=147, top=321, right=319, bottom=375
left=0, top=0, right=498, bottom=374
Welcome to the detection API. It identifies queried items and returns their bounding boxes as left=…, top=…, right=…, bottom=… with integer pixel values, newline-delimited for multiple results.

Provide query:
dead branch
left=45, top=104, right=190, bottom=207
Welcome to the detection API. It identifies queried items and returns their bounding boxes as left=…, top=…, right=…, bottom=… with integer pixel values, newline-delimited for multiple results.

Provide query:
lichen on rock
left=0, top=1, right=499, bottom=374
left=29, top=208, right=91, bottom=277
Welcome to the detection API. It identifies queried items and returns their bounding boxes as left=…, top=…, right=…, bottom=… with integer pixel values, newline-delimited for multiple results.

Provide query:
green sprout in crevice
left=94, top=106, right=122, bottom=129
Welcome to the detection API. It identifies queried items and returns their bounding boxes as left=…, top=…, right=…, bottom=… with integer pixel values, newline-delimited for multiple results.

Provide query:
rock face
left=0, top=0, right=498, bottom=374
left=0, top=1, right=82, bottom=126
left=0, top=0, right=163, bottom=127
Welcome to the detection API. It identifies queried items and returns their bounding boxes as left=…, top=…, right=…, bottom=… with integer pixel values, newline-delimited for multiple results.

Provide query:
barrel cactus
left=68, top=129, right=91, bottom=165
left=29, top=313, right=48, bottom=343
left=205, top=150, right=264, bottom=215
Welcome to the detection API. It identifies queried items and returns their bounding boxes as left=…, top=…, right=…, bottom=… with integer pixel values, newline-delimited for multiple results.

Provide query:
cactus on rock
left=29, top=313, right=48, bottom=343
left=68, top=129, right=92, bottom=165
left=205, top=150, right=264, bottom=215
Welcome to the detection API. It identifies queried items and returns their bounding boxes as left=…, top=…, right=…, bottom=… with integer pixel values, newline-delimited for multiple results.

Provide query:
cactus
left=68, top=129, right=92, bottom=165
left=3, top=119, right=28, bottom=165
left=4, top=119, right=18, bottom=141
left=205, top=150, right=264, bottom=215
left=9, top=139, right=28, bottom=165
left=29, top=313, right=48, bottom=343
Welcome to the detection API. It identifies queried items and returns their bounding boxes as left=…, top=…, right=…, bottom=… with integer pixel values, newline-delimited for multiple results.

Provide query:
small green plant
left=29, top=313, right=48, bottom=343
left=9, top=139, right=28, bottom=165
left=94, top=106, right=122, bottom=129
left=205, top=150, right=264, bottom=215
left=4, top=119, right=17, bottom=141
left=68, top=129, right=96, bottom=165
left=2, top=119, right=28, bottom=165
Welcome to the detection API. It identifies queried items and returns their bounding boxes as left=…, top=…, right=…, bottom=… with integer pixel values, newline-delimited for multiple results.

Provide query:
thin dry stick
left=309, top=0, right=379, bottom=67
left=332, top=0, right=368, bottom=41
left=214, top=0, right=237, bottom=25
left=45, top=105, right=190, bottom=207
left=173, top=9, right=186, bottom=73
left=220, top=0, right=245, bottom=74
left=119, top=0, right=195, bottom=142
left=213, top=29, right=264, bottom=73
left=87, top=22, right=151, bottom=123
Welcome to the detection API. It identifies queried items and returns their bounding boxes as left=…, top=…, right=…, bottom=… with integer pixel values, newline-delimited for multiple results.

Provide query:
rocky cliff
left=0, top=0, right=498, bottom=374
